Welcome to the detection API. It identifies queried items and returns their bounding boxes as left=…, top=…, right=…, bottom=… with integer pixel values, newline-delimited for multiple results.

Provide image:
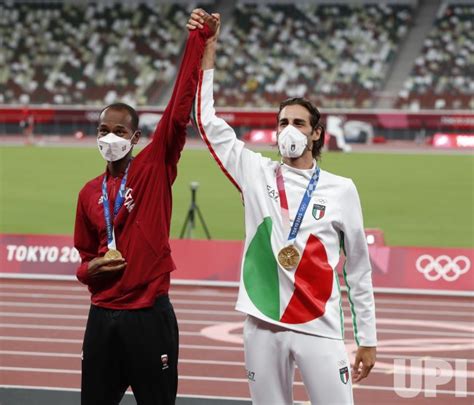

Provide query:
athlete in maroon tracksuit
left=74, top=12, right=215, bottom=405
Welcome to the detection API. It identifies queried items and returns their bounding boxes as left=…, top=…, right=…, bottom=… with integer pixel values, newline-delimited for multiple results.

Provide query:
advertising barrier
left=1, top=107, right=473, bottom=130
left=1, top=233, right=472, bottom=296
left=432, top=133, right=474, bottom=148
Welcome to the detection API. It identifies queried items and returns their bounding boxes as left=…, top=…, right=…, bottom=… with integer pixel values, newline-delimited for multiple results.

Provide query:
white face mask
left=97, top=132, right=135, bottom=162
left=277, top=125, right=308, bottom=158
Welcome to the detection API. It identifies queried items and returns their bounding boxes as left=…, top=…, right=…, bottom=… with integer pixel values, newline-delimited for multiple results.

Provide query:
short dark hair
left=100, top=102, right=139, bottom=131
left=277, top=97, right=325, bottom=160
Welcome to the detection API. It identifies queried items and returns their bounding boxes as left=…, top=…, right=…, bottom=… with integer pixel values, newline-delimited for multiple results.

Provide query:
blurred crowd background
left=1, top=0, right=473, bottom=110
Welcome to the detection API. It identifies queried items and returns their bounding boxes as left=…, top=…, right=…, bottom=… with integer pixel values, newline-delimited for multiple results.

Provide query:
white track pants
left=243, top=316, right=354, bottom=405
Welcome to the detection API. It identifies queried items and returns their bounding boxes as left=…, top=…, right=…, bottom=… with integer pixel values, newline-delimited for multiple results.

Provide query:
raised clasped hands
left=187, top=8, right=220, bottom=44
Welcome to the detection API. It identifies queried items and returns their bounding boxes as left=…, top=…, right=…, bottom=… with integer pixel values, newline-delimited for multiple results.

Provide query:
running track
left=0, top=279, right=472, bottom=404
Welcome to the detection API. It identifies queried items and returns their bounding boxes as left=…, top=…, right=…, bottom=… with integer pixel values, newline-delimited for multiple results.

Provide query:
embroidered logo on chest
left=97, top=188, right=135, bottom=213
left=266, top=185, right=279, bottom=201
left=123, top=187, right=135, bottom=212
left=312, top=203, right=326, bottom=220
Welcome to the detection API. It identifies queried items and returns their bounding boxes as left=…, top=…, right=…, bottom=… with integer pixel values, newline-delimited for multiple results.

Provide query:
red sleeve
left=144, top=25, right=213, bottom=182
left=74, top=191, right=98, bottom=286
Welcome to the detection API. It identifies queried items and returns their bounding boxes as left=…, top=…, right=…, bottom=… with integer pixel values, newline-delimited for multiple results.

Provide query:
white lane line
left=376, top=353, right=474, bottom=363
left=1, top=301, right=473, bottom=317
left=2, top=337, right=472, bottom=362
left=0, top=379, right=471, bottom=397
left=1, top=282, right=472, bottom=301
left=1, top=315, right=472, bottom=336
left=0, top=302, right=89, bottom=309
left=0, top=328, right=217, bottom=343
left=177, top=358, right=231, bottom=366
left=183, top=375, right=474, bottom=396
left=375, top=329, right=473, bottom=338
left=375, top=307, right=473, bottom=316
left=0, top=350, right=80, bottom=358
left=179, top=320, right=226, bottom=325
left=2, top=316, right=472, bottom=335
left=0, top=324, right=202, bottom=337
left=0, top=352, right=473, bottom=385
left=351, top=384, right=473, bottom=396
left=0, top=284, right=240, bottom=298
left=0, top=366, right=79, bottom=374
left=1, top=322, right=472, bottom=339
left=0, top=337, right=241, bottom=350
left=374, top=307, right=474, bottom=316
left=0, top=318, right=472, bottom=340
left=0, top=351, right=244, bottom=366
left=0, top=312, right=87, bottom=319
left=0, top=302, right=244, bottom=316
left=176, top=393, right=252, bottom=402
left=0, top=386, right=253, bottom=402
left=3, top=350, right=474, bottom=367
left=0, top=284, right=84, bottom=292
left=6, top=289, right=470, bottom=311
left=0, top=384, right=80, bottom=392
left=0, top=324, right=85, bottom=331
left=0, top=381, right=296, bottom=405
left=374, top=297, right=474, bottom=308
left=3, top=282, right=473, bottom=302
left=0, top=292, right=89, bottom=300
left=1, top=359, right=473, bottom=381
left=1, top=287, right=473, bottom=310
left=1, top=288, right=473, bottom=307
left=0, top=324, right=193, bottom=338
left=0, top=336, right=82, bottom=343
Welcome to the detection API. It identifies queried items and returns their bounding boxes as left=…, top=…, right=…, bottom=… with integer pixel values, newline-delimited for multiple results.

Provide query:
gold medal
left=278, top=245, right=300, bottom=270
left=104, top=249, right=123, bottom=260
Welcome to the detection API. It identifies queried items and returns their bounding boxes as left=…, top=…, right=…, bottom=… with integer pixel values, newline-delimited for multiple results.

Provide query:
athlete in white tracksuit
left=188, top=11, right=377, bottom=405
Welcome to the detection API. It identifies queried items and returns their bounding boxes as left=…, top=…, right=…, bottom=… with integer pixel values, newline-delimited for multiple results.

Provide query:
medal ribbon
left=102, top=162, right=131, bottom=250
left=276, top=164, right=320, bottom=245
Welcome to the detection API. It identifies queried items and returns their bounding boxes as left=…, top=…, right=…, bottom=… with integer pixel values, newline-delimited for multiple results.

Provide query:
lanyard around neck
left=276, top=164, right=321, bottom=244
left=101, top=161, right=131, bottom=249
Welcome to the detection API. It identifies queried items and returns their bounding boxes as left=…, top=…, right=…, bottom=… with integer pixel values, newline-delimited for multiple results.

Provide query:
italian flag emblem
left=312, top=204, right=325, bottom=220
left=243, top=217, right=333, bottom=324
left=339, top=366, right=349, bottom=384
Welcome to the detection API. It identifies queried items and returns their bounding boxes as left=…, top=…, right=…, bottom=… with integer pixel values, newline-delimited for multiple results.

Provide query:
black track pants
left=81, top=295, right=179, bottom=405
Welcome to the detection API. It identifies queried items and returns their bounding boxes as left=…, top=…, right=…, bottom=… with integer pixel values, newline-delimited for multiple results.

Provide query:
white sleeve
left=193, top=69, right=263, bottom=190
left=340, top=180, right=377, bottom=347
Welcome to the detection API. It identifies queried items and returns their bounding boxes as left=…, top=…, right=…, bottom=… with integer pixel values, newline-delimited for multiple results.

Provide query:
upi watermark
left=393, top=358, right=468, bottom=398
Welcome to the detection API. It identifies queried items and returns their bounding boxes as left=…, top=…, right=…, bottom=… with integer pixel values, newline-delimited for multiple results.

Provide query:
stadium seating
left=1, top=1, right=472, bottom=110
left=214, top=3, right=413, bottom=108
left=396, top=3, right=474, bottom=110
left=0, top=1, right=189, bottom=105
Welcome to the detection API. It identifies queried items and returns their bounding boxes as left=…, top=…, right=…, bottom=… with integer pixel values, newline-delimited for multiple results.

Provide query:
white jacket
left=193, top=69, right=377, bottom=347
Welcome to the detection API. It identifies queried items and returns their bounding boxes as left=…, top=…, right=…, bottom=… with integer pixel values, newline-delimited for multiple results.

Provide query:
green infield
left=0, top=145, right=472, bottom=248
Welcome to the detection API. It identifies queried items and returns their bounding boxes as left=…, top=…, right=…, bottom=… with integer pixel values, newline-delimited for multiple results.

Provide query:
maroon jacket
left=74, top=26, right=212, bottom=309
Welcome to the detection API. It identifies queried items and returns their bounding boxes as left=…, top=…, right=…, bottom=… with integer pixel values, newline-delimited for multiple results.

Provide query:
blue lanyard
left=286, top=166, right=320, bottom=243
left=102, top=162, right=130, bottom=247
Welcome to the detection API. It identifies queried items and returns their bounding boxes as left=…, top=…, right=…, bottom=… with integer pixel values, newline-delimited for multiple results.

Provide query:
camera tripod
left=179, top=182, right=211, bottom=239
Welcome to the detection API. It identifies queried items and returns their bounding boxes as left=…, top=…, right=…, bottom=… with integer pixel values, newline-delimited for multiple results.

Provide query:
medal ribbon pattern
left=102, top=161, right=131, bottom=250
left=276, top=164, right=321, bottom=246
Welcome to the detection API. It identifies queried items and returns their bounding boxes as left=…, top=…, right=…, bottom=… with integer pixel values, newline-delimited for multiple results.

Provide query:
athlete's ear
left=310, top=126, right=322, bottom=142
left=132, top=130, right=141, bottom=145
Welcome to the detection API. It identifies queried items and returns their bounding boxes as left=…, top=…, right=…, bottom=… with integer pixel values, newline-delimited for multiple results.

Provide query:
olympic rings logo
left=416, top=255, right=471, bottom=282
